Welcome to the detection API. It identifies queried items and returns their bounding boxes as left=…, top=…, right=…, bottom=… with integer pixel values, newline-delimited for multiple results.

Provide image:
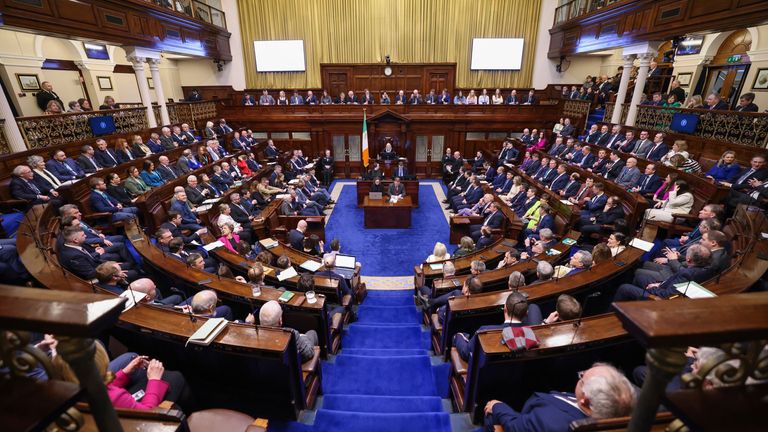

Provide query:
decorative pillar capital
left=146, top=58, right=162, bottom=70
left=621, top=55, right=636, bottom=66
left=126, top=55, right=146, bottom=69
left=637, top=52, right=656, bottom=65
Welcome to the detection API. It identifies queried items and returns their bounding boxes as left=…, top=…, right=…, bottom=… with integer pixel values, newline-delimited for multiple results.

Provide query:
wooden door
left=328, top=72, right=349, bottom=99
left=428, top=72, right=448, bottom=93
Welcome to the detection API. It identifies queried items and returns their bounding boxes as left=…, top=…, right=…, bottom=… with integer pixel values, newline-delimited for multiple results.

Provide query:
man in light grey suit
left=259, top=300, right=318, bottom=362
left=631, top=131, right=653, bottom=159
left=615, top=157, right=642, bottom=188
left=177, top=149, right=194, bottom=174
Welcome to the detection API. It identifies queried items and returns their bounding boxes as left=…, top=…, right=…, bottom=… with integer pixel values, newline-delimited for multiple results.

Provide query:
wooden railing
left=604, top=103, right=768, bottom=148
left=145, top=0, right=226, bottom=29
left=554, top=0, right=625, bottom=25
left=14, top=101, right=215, bottom=151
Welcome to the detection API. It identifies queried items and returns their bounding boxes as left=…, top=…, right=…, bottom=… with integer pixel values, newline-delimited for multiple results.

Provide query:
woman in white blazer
left=644, top=180, right=694, bottom=223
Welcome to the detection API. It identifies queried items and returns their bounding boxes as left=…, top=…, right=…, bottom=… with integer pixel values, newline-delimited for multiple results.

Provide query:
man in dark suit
left=160, top=212, right=201, bottom=244
left=593, top=125, right=610, bottom=146
left=538, top=160, right=559, bottom=185
left=288, top=220, right=307, bottom=250
left=522, top=90, right=537, bottom=105
left=154, top=156, right=178, bottom=182
left=387, top=177, right=406, bottom=198
left=171, top=126, right=187, bottom=146
left=588, top=149, right=609, bottom=173
left=447, top=170, right=472, bottom=199
left=76, top=144, right=101, bottom=174
left=211, top=165, right=234, bottom=191
left=616, top=131, right=637, bottom=153
left=59, top=205, right=132, bottom=264
left=180, top=123, right=197, bottom=144
left=46, top=150, right=85, bottom=182
left=409, top=89, right=422, bottom=105
left=547, top=137, right=567, bottom=157
left=631, top=163, right=663, bottom=197
left=424, top=89, right=438, bottom=104
left=89, top=177, right=139, bottom=222
left=264, top=140, right=280, bottom=158
left=615, top=244, right=712, bottom=301
left=315, top=254, right=352, bottom=297
left=146, top=133, right=164, bottom=153
left=600, top=125, right=623, bottom=149
left=483, top=363, right=635, bottom=432
left=726, top=155, right=768, bottom=210
left=703, top=93, right=729, bottom=110
left=558, top=173, right=581, bottom=198
left=184, top=175, right=209, bottom=205
left=470, top=202, right=503, bottom=241
left=559, top=118, right=574, bottom=137
left=568, top=177, right=594, bottom=207
left=601, top=152, right=625, bottom=180
left=505, top=90, right=518, bottom=105
left=578, top=196, right=625, bottom=239
left=583, top=125, right=600, bottom=144
left=93, top=139, right=119, bottom=168
left=159, top=127, right=176, bottom=151
left=10, top=165, right=62, bottom=206
left=499, top=141, right=519, bottom=164
left=645, top=133, right=669, bottom=162
left=734, top=92, right=759, bottom=112
left=548, top=164, right=570, bottom=193
left=59, top=226, right=139, bottom=281
left=579, top=183, right=607, bottom=220
left=392, top=161, right=408, bottom=179
left=454, top=291, right=542, bottom=361
left=451, top=177, right=482, bottom=211
left=576, top=146, right=597, bottom=169
left=214, top=119, right=233, bottom=136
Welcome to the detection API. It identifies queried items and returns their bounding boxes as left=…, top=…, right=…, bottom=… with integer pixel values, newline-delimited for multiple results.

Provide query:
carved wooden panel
left=0, top=0, right=232, bottom=60
left=321, top=64, right=457, bottom=98
left=688, top=0, right=730, bottom=18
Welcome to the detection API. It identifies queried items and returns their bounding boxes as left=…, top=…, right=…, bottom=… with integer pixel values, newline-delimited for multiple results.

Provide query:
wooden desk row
left=356, top=180, right=420, bottom=207
left=16, top=204, right=318, bottom=420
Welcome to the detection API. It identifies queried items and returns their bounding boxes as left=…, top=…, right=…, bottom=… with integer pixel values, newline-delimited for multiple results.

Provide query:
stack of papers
left=300, top=260, right=323, bottom=272
left=674, top=281, right=716, bottom=299
left=259, top=238, right=278, bottom=249
left=429, top=263, right=443, bottom=271
left=203, top=240, right=225, bottom=251
left=202, top=198, right=220, bottom=205
left=119, top=290, right=147, bottom=312
left=185, top=318, right=228, bottom=347
left=629, top=238, right=654, bottom=252
left=195, top=204, right=213, bottom=213
left=277, top=266, right=298, bottom=281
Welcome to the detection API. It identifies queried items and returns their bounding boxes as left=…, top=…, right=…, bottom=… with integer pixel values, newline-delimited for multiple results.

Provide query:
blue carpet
left=1, top=212, right=24, bottom=238
left=325, top=181, right=450, bottom=276
left=270, top=289, right=453, bottom=432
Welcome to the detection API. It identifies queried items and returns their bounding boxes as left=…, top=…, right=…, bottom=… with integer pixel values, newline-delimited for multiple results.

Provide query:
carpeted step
left=323, top=355, right=439, bottom=396
left=321, top=395, right=444, bottom=413
left=313, top=410, right=451, bottom=432
left=343, top=324, right=430, bottom=350
left=340, top=348, right=430, bottom=357
left=363, top=294, right=415, bottom=306
left=356, top=305, right=421, bottom=323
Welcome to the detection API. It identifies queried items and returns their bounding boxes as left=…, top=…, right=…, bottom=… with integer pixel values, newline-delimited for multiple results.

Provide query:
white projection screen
left=470, top=38, right=524, bottom=70
left=253, top=40, right=306, bottom=72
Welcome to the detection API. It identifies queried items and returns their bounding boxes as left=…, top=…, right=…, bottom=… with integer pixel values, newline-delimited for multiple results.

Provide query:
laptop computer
left=334, top=253, right=357, bottom=279
left=369, top=191, right=383, bottom=200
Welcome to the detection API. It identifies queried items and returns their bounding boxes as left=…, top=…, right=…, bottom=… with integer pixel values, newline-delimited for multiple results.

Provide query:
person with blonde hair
left=660, top=140, right=689, bottom=166
left=705, top=150, right=741, bottom=183
left=684, top=94, right=704, bottom=109
left=426, top=242, right=450, bottom=263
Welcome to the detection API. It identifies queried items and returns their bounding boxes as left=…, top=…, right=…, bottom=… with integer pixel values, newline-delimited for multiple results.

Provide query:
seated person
left=578, top=196, right=625, bottom=241
left=0, top=238, right=31, bottom=284
left=541, top=294, right=582, bottom=324
left=89, top=177, right=139, bottom=222
left=457, top=193, right=494, bottom=217
left=476, top=226, right=494, bottom=249
left=259, top=300, right=318, bottom=362
left=10, top=164, right=62, bottom=206
left=553, top=250, right=593, bottom=278
left=426, top=242, right=450, bottom=263
left=52, top=343, right=189, bottom=411
left=453, top=237, right=476, bottom=258
left=164, top=237, right=217, bottom=273
left=530, top=260, right=554, bottom=283
left=380, top=143, right=397, bottom=160
left=483, top=363, right=636, bottom=432
left=315, top=253, right=352, bottom=297
left=190, top=289, right=234, bottom=321
left=469, top=202, right=503, bottom=242
left=453, top=291, right=542, bottom=361
left=387, top=177, right=406, bottom=198
left=45, top=150, right=85, bottom=182
left=614, top=244, right=712, bottom=301
left=170, top=191, right=204, bottom=231
left=496, top=249, right=521, bottom=269
left=392, top=160, right=408, bottom=179
left=370, top=177, right=385, bottom=193
left=417, top=275, right=483, bottom=324
left=59, top=226, right=138, bottom=281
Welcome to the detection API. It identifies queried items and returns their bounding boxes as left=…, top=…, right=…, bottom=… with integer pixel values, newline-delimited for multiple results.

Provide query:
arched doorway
left=701, top=30, right=752, bottom=107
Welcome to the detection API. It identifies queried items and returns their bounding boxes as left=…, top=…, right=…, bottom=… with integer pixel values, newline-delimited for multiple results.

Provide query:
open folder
left=185, top=317, right=228, bottom=347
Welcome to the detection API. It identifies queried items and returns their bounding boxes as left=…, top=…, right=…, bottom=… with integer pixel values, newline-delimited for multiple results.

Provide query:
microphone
left=246, top=296, right=260, bottom=337
left=126, top=281, right=142, bottom=309
left=569, top=291, right=601, bottom=345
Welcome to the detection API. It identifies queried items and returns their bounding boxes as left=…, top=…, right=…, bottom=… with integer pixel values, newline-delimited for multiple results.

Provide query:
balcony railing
left=145, top=0, right=226, bottom=29
left=604, top=103, right=768, bottom=148
left=14, top=101, right=216, bottom=150
left=0, top=119, right=10, bottom=155
left=554, top=0, right=624, bottom=25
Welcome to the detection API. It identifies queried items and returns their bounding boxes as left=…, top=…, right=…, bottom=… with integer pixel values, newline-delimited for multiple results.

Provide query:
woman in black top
left=370, top=177, right=384, bottom=193
left=196, top=145, right=210, bottom=165
left=105, top=172, right=134, bottom=206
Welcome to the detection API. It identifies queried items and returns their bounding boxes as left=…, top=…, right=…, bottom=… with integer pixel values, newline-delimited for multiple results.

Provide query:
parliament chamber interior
left=1, top=0, right=768, bottom=431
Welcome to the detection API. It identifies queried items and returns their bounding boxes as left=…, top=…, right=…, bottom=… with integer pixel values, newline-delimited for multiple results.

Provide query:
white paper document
left=629, top=238, right=654, bottom=252
left=277, top=266, right=299, bottom=281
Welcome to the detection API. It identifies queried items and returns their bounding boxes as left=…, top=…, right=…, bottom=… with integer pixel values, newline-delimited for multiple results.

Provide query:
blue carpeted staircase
left=584, top=107, right=605, bottom=136
left=271, top=290, right=454, bottom=432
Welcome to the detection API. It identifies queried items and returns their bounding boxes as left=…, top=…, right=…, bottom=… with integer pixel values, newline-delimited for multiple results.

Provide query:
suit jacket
left=106, top=184, right=133, bottom=206
left=559, top=124, right=574, bottom=137
left=388, top=183, right=406, bottom=196
left=210, top=173, right=232, bottom=191
left=159, top=222, right=197, bottom=244
left=524, top=160, right=541, bottom=176
left=265, top=146, right=280, bottom=158
left=646, top=143, right=669, bottom=162
left=617, top=138, right=637, bottom=153
left=170, top=200, right=197, bottom=225
left=704, top=101, right=729, bottom=110
left=632, top=139, right=653, bottom=157
left=489, top=392, right=586, bottom=432
left=10, top=176, right=49, bottom=203
left=591, top=157, right=609, bottom=173
left=651, top=266, right=712, bottom=298
left=735, top=103, right=759, bottom=112
left=523, top=95, right=537, bottom=105
left=536, top=214, right=555, bottom=232
left=584, top=193, right=608, bottom=214
left=561, top=180, right=580, bottom=198
left=94, top=149, right=119, bottom=167
left=156, top=164, right=178, bottom=182
left=505, top=95, right=519, bottom=104
left=602, top=133, right=622, bottom=149
left=76, top=154, right=101, bottom=173
left=116, top=149, right=135, bottom=164
left=548, top=144, right=566, bottom=157
left=59, top=244, right=101, bottom=279
left=176, top=156, right=192, bottom=174
left=90, top=190, right=122, bottom=213
left=616, top=166, right=642, bottom=188
left=637, top=174, right=663, bottom=196
left=146, top=139, right=164, bottom=153
left=463, top=186, right=483, bottom=205
left=287, top=229, right=304, bottom=250
left=46, top=159, right=84, bottom=181
left=732, top=167, right=768, bottom=191
left=549, top=173, right=569, bottom=192
left=594, top=206, right=625, bottom=225
left=603, top=160, right=625, bottom=180
left=578, top=153, right=596, bottom=169
left=159, top=136, right=176, bottom=150
left=584, top=131, right=601, bottom=143
left=481, top=210, right=504, bottom=229
left=540, top=168, right=558, bottom=185
left=229, top=203, right=252, bottom=225
left=32, top=170, right=60, bottom=193
left=185, top=186, right=207, bottom=205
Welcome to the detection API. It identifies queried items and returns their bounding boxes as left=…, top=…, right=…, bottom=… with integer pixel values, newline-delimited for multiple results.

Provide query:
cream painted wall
left=0, top=29, right=186, bottom=116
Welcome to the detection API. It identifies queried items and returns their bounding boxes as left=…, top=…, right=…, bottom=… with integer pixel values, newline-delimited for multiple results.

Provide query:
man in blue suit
left=315, top=254, right=352, bottom=297
left=548, top=164, right=569, bottom=192
left=579, top=196, right=625, bottom=239
left=46, top=150, right=84, bottom=182
left=454, top=291, right=542, bottom=361
left=451, top=177, right=483, bottom=211
left=630, top=163, right=663, bottom=198
left=614, top=244, right=712, bottom=301
left=146, top=133, right=165, bottom=153
left=287, top=220, right=307, bottom=250
left=579, top=183, right=607, bottom=221
left=645, top=133, right=669, bottom=162
left=483, top=363, right=636, bottom=432
left=577, top=146, right=597, bottom=169
left=470, top=202, right=503, bottom=241
left=495, top=172, right=515, bottom=195
left=703, top=92, right=729, bottom=110
left=11, top=165, right=62, bottom=206
left=170, top=190, right=204, bottom=230
left=558, top=173, right=581, bottom=199
left=89, top=177, right=139, bottom=222
left=537, top=160, right=559, bottom=185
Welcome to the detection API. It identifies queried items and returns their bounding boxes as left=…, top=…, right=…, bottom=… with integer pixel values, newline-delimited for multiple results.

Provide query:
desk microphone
left=126, top=282, right=142, bottom=309
left=246, top=296, right=259, bottom=337
left=569, top=291, right=601, bottom=345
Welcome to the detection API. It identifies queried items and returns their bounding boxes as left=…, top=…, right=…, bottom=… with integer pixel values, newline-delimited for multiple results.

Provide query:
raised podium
left=362, top=196, right=413, bottom=228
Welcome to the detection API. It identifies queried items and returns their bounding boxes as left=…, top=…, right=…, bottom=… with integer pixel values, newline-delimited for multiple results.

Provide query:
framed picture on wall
left=97, top=76, right=113, bottom=90
left=677, top=72, right=692, bottom=87
left=752, top=68, right=768, bottom=91
left=147, top=77, right=155, bottom=89
left=16, top=74, right=41, bottom=91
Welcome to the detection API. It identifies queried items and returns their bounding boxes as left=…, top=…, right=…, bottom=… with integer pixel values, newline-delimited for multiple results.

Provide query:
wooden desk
left=356, top=180, right=419, bottom=207
left=363, top=196, right=413, bottom=228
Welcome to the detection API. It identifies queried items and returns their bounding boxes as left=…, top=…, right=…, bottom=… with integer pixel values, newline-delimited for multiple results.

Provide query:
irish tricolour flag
left=362, top=110, right=369, bottom=167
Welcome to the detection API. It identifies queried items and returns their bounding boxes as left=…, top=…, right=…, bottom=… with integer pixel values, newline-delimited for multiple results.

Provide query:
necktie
left=165, top=166, right=176, bottom=178
left=577, top=187, right=586, bottom=200
left=100, top=191, right=114, bottom=207
left=62, top=161, right=76, bottom=175
left=503, top=180, right=510, bottom=190
left=27, top=180, right=40, bottom=194
left=108, top=151, right=117, bottom=164
left=737, top=169, right=755, bottom=184
left=640, top=176, right=650, bottom=190
left=127, top=151, right=133, bottom=160
left=619, top=167, right=627, bottom=181
left=484, top=212, right=495, bottom=226
left=89, top=157, right=99, bottom=169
